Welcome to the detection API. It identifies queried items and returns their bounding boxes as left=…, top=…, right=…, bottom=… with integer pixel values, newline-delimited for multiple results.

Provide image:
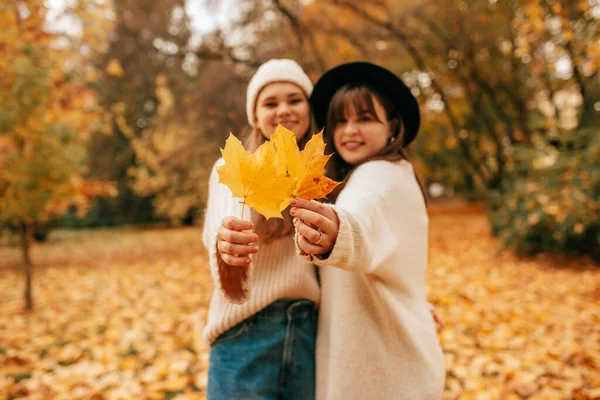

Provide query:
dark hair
left=323, top=83, right=428, bottom=204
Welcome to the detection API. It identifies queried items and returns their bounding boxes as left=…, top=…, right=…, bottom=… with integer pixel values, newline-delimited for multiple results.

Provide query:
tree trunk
left=19, top=222, right=33, bottom=311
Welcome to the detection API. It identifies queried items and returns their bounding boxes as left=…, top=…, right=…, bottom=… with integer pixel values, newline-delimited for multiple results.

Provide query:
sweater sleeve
left=310, top=160, right=428, bottom=275
left=202, top=159, right=251, bottom=304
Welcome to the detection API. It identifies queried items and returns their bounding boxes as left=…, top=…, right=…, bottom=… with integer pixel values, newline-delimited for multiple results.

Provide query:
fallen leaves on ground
left=0, top=208, right=598, bottom=399
left=427, top=209, right=599, bottom=400
left=0, top=228, right=211, bottom=400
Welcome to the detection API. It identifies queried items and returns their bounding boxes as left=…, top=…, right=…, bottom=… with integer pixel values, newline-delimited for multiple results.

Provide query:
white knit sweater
left=304, top=160, right=445, bottom=400
left=201, top=158, right=320, bottom=344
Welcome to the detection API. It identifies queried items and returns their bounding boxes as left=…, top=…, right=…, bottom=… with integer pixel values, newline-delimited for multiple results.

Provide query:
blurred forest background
left=1, top=0, right=599, bottom=258
left=0, top=0, right=599, bottom=398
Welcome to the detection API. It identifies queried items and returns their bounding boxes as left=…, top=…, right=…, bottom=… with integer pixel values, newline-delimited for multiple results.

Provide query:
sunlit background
left=1, top=0, right=599, bottom=398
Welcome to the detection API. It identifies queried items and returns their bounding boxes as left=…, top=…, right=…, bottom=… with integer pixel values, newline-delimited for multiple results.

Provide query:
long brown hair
left=323, top=84, right=428, bottom=204
left=243, top=113, right=319, bottom=244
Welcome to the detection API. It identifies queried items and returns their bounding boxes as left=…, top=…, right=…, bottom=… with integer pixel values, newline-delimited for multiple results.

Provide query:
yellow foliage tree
left=0, top=1, right=115, bottom=310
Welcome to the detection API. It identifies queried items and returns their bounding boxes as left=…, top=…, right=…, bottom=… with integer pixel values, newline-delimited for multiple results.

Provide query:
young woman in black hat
left=290, top=62, right=445, bottom=399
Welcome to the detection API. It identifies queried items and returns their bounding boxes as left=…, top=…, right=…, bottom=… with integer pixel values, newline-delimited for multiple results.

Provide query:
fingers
left=290, top=198, right=326, bottom=214
left=291, top=199, right=336, bottom=220
left=218, top=217, right=258, bottom=245
left=223, top=216, right=254, bottom=231
left=290, top=199, right=339, bottom=235
left=217, top=241, right=258, bottom=256
left=294, top=218, right=323, bottom=244
left=217, top=216, right=259, bottom=267
left=217, top=226, right=258, bottom=246
left=297, top=233, right=326, bottom=256
left=290, top=206, right=336, bottom=235
left=290, top=200, right=339, bottom=256
left=294, top=218, right=335, bottom=255
left=220, top=252, right=253, bottom=267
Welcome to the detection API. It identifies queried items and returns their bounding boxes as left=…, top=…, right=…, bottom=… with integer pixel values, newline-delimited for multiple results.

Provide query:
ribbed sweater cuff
left=294, top=205, right=358, bottom=269
left=313, top=204, right=355, bottom=267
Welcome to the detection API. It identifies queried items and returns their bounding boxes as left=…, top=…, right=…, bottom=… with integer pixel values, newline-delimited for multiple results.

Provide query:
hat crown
left=309, top=62, right=420, bottom=146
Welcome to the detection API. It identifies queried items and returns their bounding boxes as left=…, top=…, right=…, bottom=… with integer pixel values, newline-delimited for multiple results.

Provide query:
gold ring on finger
left=315, top=229, right=323, bottom=245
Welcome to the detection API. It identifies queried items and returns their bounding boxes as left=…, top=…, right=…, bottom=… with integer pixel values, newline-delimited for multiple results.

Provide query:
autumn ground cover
left=0, top=206, right=598, bottom=399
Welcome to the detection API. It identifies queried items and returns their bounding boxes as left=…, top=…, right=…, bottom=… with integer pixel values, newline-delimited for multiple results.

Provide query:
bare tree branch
left=272, top=0, right=305, bottom=60
left=271, top=0, right=326, bottom=72
left=331, top=0, right=491, bottom=187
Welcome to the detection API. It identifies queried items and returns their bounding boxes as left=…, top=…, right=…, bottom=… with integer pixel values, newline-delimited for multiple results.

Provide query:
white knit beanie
left=246, top=59, right=313, bottom=127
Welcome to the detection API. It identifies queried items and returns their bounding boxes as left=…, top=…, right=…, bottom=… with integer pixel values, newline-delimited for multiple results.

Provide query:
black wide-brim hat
left=310, top=61, right=420, bottom=146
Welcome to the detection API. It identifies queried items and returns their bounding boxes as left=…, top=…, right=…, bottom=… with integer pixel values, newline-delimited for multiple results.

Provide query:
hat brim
left=310, top=62, right=420, bottom=146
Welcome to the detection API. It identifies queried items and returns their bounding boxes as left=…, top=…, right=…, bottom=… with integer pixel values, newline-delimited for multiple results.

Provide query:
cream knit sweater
left=201, top=158, right=320, bottom=344
left=303, top=160, right=445, bottom=400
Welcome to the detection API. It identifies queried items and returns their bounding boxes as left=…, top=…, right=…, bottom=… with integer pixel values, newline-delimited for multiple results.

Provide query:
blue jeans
left=207, top=299, right=317, bottom=400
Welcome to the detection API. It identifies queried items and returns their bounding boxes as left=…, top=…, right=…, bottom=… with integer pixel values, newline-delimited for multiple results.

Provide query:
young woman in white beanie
left=202, top=59, right=320, bottom=399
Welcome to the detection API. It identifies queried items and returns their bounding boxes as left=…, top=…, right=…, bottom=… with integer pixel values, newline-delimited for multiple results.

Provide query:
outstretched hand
left=290, top=198, right=339, bottom=256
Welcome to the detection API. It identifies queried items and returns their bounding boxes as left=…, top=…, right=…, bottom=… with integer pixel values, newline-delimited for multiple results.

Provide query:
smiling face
left=254, top=82, right=310, bottom=141
left=330, top=91, right=393, bottom=165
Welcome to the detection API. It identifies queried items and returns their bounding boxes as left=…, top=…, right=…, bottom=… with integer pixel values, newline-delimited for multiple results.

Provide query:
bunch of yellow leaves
left=217, top=125, right=341, bottom=219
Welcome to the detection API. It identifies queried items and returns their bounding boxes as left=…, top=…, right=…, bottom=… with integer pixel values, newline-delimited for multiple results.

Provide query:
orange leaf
left=217, top=133, right=296, bottom=219
left=295, top=130, right=341, bottom=200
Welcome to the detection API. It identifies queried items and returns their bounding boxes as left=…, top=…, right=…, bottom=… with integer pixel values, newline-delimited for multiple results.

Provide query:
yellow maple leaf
left=271, top=126, right=340, bottom=199
left=217, top=133, right=296, bottom=219
left=293, top=130, right=341, bottom=200
left=271, top=124, right=303, bottom=178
